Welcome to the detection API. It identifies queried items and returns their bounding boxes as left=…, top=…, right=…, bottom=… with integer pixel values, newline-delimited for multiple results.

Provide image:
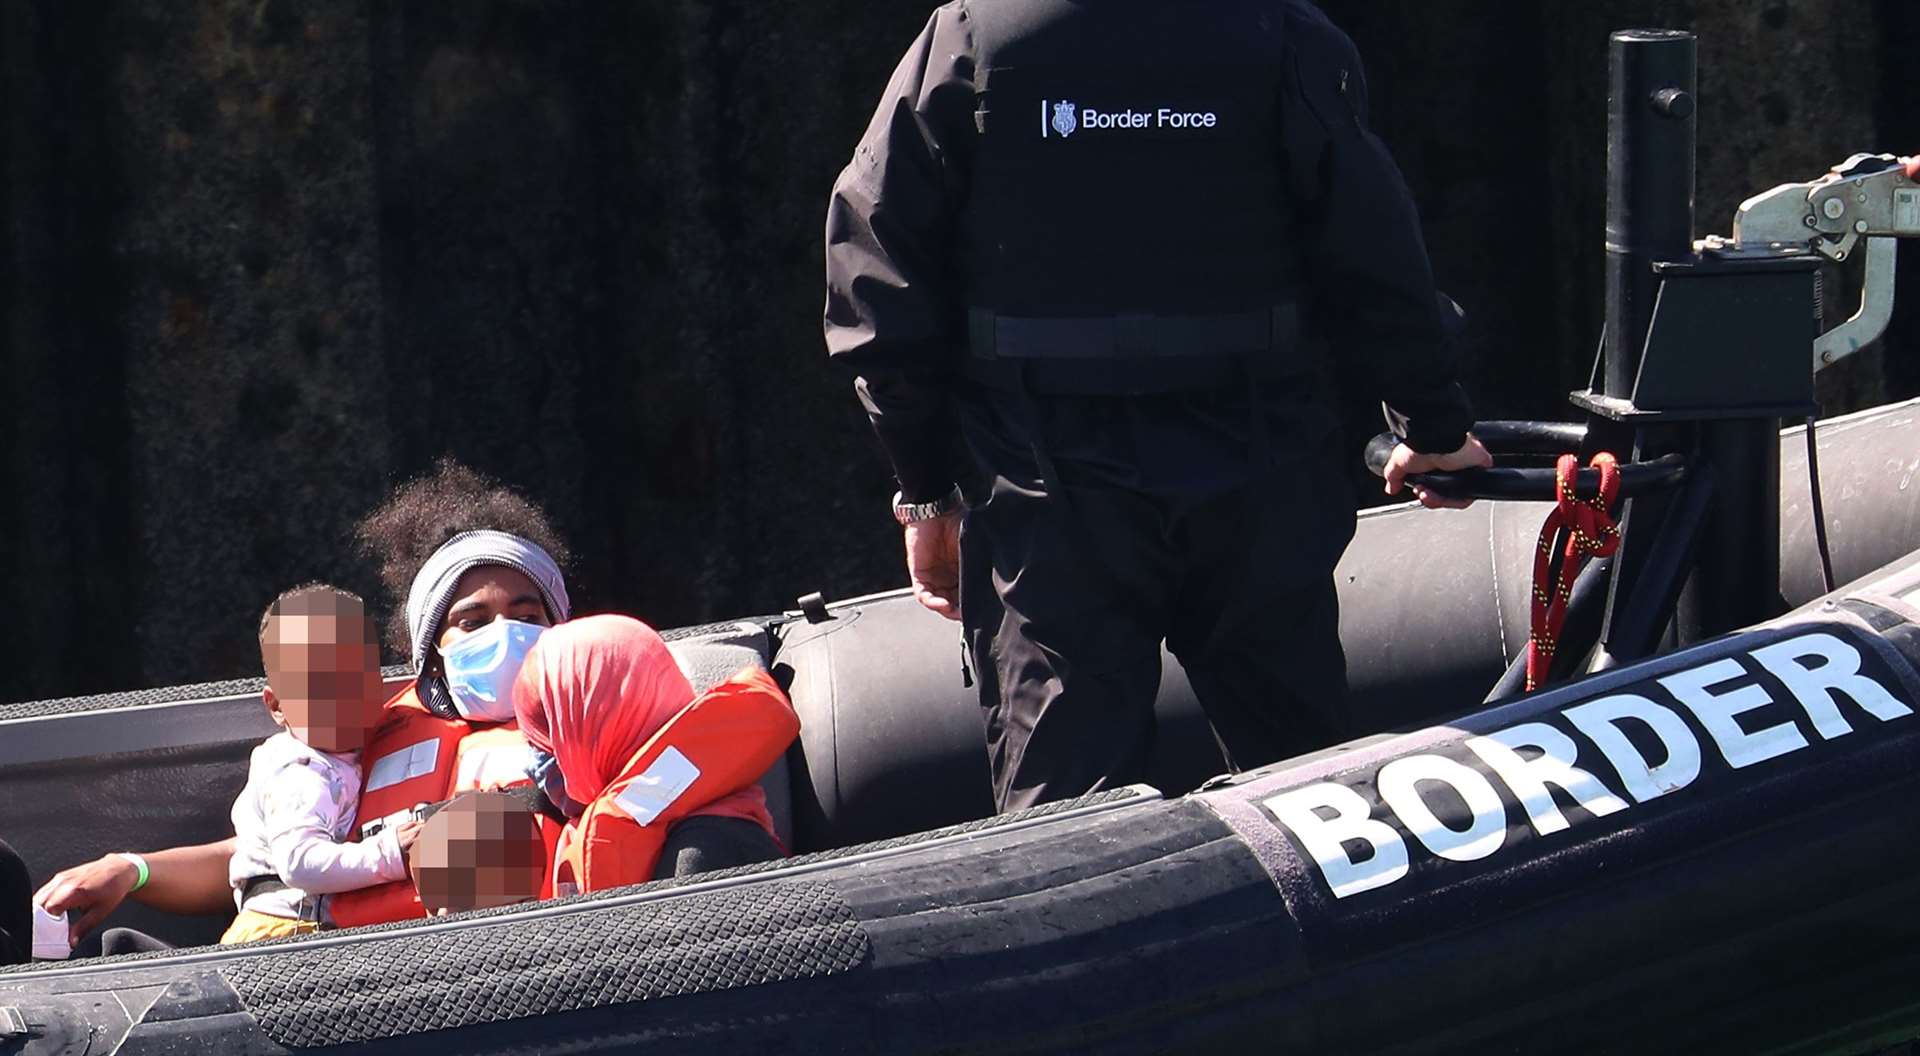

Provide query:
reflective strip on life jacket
left=327, top=689, right=467, bottom=928
left=353, top=691, right=467, bottom=841
left=552, top=668, right=798, bottom=895
left=364, top=737, right=443, bottom=794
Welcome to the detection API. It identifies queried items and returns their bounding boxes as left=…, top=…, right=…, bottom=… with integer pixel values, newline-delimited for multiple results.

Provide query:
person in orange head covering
left=513, top=615, right=799, bottom=894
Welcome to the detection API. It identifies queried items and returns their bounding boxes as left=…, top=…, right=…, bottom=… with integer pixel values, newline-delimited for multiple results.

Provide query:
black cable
left=1804, top=416, right=1836, bottom=594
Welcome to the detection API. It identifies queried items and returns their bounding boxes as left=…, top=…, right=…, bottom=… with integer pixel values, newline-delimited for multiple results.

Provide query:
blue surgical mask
left=526, top=747, right=585, bottom=818
left=440, top=616, right=546, bottom=723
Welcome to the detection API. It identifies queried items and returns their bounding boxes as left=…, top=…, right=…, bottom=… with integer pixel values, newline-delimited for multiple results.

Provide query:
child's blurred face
left=410, top=792, right=547, bottom=914
left=263, top=600, right=386, bottom=753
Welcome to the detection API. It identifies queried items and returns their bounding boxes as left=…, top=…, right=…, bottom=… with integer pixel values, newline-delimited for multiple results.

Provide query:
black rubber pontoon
left=4, top=552, right=1920, bottom=1055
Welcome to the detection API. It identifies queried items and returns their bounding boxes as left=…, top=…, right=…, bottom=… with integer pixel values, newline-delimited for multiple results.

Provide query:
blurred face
left=434, top=566, right=551, bottom=658
left=263, top=599, right=386, bottom=753
left=410, top=791, right=548, bottom=914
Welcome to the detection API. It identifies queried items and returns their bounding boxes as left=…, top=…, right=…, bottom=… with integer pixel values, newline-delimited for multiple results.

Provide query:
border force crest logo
left=1050, top=100, right=1077, bottom=138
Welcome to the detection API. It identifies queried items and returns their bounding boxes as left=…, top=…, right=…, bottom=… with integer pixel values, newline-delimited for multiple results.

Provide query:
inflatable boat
left=4, top=29, right=1920, bottom=1056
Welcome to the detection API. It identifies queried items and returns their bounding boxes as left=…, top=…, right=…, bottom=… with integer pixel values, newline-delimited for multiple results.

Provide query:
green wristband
left=117, top=852, right=150, bottom=892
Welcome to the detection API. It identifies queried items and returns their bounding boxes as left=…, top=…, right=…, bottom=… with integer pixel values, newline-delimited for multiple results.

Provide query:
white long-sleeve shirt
left=228, top=731, right=406, bottom=922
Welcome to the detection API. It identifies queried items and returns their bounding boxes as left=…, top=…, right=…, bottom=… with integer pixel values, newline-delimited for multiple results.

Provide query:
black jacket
left=825, top=0, right=1474, bottom=502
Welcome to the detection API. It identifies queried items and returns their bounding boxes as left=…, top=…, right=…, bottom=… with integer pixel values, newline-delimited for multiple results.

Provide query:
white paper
left=611, top=746, right=702, bottom=826
left=32, top=904, right=71, bottom=960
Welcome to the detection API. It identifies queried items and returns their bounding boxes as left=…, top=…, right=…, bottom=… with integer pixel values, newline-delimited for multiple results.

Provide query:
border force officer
left=825, top=0, right=1492, bottom=811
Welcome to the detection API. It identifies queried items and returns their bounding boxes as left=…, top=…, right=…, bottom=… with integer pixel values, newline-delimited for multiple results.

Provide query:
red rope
left=1525, top=453, right=1622, bottom=692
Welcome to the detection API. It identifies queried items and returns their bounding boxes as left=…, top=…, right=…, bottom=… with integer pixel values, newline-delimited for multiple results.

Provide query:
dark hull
left=7, top=563, right=1920, bottom=1055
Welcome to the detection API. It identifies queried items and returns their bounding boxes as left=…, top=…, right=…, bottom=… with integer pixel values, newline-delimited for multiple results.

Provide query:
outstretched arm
left=35, top=839, right=238, bottom=944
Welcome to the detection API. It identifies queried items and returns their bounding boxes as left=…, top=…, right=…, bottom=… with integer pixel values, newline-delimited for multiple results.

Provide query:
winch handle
left=1364, top=421, right=1689, bottom=502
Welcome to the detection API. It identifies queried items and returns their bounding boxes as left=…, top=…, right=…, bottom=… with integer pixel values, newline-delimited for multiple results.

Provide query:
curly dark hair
left=355, top=459, right=571, bottom=655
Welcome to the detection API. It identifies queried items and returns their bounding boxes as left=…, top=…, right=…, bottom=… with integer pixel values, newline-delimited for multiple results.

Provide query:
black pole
left=1677, top=419, right=1783, bottom=640
left=1595, top=30, right=1785, bottom=645
left=1597, top=461, right=1715, bottom=666
left=1603, top=29, right=1696, bottom=399
left=1589, top=31, right=1699, bottom=665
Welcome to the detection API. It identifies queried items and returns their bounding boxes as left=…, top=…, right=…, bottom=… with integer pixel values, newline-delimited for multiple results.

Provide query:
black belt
left=968, top=305, right=1299, bottom=360
left=239, top=874, right=326, bottom=926
left=239, top=875, right=289, bottom=903
left=964, top=305, right=1303, bottom=396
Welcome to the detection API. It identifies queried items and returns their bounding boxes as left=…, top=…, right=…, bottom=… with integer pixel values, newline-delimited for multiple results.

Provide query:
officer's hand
left=34, top=854, right=140, bottom=945
left=904, top=512, right=962, bottom=620
left=1382, top=435, right=1494, bottom=510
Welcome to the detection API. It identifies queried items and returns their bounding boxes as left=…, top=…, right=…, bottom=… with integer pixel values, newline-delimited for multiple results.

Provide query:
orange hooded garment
left=512, top=614, right=795, bottom=893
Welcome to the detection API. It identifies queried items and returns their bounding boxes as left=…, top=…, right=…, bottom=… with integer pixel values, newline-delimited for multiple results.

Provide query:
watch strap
left=892, top=487, right=963, bottom=525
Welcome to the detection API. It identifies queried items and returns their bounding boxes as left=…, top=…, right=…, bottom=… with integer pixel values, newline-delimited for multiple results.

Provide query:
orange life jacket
left=451, top=725, right=564, bottom=900
left=328, top=686, right=555, bottom=927
left=552, top=668, right=798, bottom=895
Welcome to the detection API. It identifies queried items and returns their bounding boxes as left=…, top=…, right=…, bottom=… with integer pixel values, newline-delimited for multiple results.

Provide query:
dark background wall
left=5, top=1, right=1918, bottom=702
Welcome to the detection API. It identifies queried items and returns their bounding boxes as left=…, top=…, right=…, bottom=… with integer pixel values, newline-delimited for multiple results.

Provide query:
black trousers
left=959, top=453, right=1356, bottom=812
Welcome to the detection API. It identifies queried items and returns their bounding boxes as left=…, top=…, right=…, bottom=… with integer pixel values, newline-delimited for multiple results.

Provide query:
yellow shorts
left=219, top=908, right=320, bottom=944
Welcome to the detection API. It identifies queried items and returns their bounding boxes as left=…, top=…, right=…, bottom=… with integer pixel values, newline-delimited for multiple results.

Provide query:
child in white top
left=221, top=585, right=422, bottom=943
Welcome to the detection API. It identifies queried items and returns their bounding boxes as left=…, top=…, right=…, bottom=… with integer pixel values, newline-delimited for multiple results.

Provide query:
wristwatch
left=891, top=487, right=963, bottom=525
